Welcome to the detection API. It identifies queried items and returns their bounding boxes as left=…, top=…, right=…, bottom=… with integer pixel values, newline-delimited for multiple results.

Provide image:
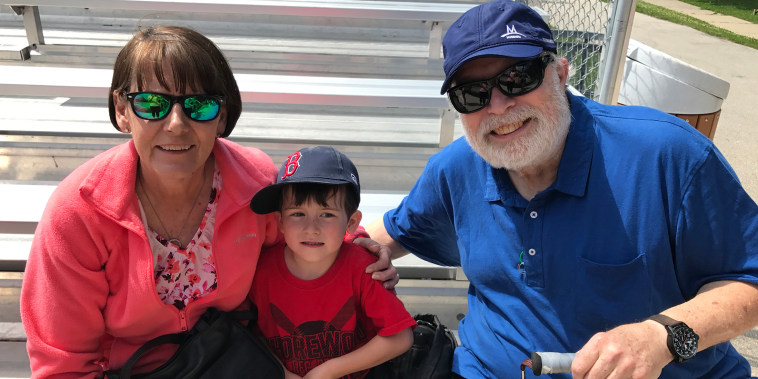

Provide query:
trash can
left=618, top=39, right=730, bottom=140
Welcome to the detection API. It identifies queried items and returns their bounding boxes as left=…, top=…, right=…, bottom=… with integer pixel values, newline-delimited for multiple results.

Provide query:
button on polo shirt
left=383, top=93, right=758, bottom=379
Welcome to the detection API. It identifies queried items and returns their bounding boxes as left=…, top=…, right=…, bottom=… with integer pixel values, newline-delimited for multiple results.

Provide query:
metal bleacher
left=0, top=0, right=494, bottom=271
left=0, top=5, right=481, bottom=372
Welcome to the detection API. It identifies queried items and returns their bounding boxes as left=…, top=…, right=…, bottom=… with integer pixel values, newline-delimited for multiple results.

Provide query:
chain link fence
left=518, top=0, right=615, bottom=100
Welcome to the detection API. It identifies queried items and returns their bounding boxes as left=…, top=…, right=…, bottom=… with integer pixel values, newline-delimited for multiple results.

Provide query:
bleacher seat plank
left=0, top=184, right=456, bottom=278
left=5, top=0, right=479, bottom=59
left=0, top=65, right=455, bottom=147
left=0, top=322, right=25, bottom=341
left=7, top=0, right=474, bottom=20
left=0, top=185, right=405, bottom=236
left=0, top=183, right=52, bottom=271
left=0, top=183, right=54, bottom=235
left=0, top=65, right=447, bottom=107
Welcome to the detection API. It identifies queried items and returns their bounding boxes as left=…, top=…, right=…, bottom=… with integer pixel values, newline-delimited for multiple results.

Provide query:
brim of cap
left=440, top=44, right=545, bottom=94
left=250, top=183, right=286, bottom=214
left=250, top=178, right=359, bottom=214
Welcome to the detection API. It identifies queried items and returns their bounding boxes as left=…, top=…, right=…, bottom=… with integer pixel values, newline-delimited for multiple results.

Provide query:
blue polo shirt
left=384, top=93, right=758, bottom=378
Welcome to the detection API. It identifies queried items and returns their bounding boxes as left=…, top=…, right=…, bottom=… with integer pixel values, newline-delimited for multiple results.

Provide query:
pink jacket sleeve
left=21, top=185, right=111, bottom=378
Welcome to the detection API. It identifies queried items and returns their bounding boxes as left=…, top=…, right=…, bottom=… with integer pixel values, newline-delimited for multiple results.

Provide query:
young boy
left=249, top=146, right=416, bottom=379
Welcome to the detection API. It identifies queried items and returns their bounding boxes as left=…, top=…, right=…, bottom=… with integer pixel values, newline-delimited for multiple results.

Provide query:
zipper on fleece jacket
left=179, top=310, right=188, bottom=331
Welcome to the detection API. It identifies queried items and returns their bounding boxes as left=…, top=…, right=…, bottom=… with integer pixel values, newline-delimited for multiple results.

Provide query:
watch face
left=671, top=324, right=699, bottom=360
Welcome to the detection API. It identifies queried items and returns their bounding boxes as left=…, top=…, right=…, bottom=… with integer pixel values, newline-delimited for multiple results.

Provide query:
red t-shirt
left=250, top=242, right=416, bottom=378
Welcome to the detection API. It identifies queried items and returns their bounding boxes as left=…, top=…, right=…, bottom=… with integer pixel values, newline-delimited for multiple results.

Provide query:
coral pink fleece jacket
left=20, top=139, right=280, bottom=378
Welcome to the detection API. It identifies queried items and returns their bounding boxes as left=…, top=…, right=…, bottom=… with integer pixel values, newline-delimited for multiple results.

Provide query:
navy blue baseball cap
left=250, top=146, right=360, bottom=214
left=440, top=0, right=557, bottom=94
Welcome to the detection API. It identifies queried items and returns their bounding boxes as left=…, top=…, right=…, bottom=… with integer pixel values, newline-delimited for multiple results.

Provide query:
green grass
left=675, top=0, right=758, bottom=24
left=637, top=1, right=758, bottom=50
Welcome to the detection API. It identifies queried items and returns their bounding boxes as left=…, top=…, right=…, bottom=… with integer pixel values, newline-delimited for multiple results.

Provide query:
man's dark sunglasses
left=125, top=92, right=225, bottom=122
left=447, top=55, right=554, bottom=114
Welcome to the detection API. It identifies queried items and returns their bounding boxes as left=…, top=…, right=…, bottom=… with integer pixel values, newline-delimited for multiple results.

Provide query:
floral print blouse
left=139, top=167, right=222, bottom=309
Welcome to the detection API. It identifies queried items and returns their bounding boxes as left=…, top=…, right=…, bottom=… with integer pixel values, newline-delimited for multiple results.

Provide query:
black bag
left=372, top=313, right=458, bottom=379
left=105, top=307, right=283, bottom=379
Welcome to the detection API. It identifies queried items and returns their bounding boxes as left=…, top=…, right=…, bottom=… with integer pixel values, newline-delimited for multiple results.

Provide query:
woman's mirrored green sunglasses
left=125, top=92, right=225, bottom=122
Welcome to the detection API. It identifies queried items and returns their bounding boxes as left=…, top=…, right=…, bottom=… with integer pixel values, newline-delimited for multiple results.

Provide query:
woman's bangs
left=131, top=38, right=213, bottom=94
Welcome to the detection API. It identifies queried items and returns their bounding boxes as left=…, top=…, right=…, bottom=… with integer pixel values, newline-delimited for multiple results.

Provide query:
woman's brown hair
left=108, top=25, right=241, bottom=137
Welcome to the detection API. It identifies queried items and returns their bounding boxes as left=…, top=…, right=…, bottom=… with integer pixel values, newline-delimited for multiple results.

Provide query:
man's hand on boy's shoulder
left=344, top=225, right=370, bottom=243
left=353, top=237, right=400, bottom=290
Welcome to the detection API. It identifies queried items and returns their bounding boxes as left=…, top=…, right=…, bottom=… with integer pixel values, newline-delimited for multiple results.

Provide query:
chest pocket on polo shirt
left=572, top=250, right=652, bottom=332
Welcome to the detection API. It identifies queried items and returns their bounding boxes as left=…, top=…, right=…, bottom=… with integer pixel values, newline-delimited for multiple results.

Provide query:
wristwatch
left=647, top=314, right=699, bottom=363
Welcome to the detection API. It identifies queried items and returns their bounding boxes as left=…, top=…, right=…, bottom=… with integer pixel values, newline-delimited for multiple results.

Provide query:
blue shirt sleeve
left=383, top=152, right=461, bottom=267
left=675, top=146, right=758, bottom=297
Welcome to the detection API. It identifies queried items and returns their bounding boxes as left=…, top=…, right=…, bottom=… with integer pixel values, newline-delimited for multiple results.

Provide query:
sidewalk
left=642, top=0, right=758, bottom=40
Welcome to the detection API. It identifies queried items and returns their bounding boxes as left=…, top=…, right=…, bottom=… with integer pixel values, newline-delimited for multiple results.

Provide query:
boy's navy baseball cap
left=250, top=145, right=360, bottom=214
left=440, top=0, right=557, bottom=94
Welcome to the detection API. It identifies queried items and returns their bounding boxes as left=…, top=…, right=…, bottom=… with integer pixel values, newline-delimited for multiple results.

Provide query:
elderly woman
left=20, top=26, right=396, bottom=377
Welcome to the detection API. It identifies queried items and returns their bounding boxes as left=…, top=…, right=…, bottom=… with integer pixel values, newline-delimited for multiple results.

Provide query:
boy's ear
left=275, top=211, right=283, bottom=228
left=346, top=210, right=362, bottom=234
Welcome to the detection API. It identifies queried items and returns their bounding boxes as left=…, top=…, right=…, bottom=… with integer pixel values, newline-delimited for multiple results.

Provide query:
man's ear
left=346, top=210, right=362, bottom=234
left=113, top=90, right=132, bottom=133
left=556, top=57, right=570, bottom=88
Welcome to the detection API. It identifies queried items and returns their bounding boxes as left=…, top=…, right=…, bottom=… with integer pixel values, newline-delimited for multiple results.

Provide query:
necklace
left=138, top=166, right=208, bottom=248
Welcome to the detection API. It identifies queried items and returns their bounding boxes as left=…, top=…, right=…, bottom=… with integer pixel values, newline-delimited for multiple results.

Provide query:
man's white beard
left=463, top=69, right=572, bottom=170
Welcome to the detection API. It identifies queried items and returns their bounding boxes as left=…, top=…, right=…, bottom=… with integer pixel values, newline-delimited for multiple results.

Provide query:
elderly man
left=365, top=1, right=758, bottom=378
